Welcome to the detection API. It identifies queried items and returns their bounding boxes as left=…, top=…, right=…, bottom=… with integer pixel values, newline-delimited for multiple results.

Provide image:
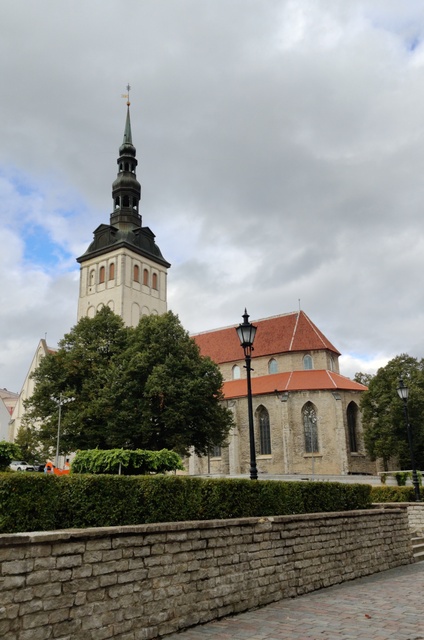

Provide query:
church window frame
left=258, top=406, right=272, bottom=455
left=210, top=444, right=222, bottom=458
left=232, top=365, right=241, bottom=380
left=303, top=401, right=319, bottom=453
left=303, top=354, right=313, bottom=370
left=99, top=266, right=105, bottom=284
left=347, top=402, right=359, bottom=453
left=268, top=358, right=278, bottom=374
left=133, top=264, right=140, bottom=282
left=152, top=272, right=158, bottom=290
left=108, top=263, right=115, bottom=281
left=143, top=268, right=149, bottom=286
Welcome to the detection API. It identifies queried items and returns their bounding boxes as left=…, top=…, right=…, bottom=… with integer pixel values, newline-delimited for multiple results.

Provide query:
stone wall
left=376, top=502, right=424, bottom=533
left=0, top=509, right=413, bottom=640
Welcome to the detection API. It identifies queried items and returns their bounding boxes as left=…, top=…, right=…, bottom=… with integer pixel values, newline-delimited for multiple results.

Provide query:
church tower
left=77, top=97, right=170, bottom=327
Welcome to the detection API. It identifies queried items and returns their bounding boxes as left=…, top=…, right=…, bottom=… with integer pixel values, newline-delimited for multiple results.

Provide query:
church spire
left=110, top=86, right=141, bottom=230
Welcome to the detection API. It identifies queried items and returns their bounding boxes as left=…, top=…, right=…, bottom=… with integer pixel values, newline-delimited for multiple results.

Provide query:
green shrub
left=71, top=448, right=184, bottom=475
left=371, top=485, right=415, bottom=502
left=0, top=441, right=22, bottom=472
left=0, top=474, right=372, bottom=534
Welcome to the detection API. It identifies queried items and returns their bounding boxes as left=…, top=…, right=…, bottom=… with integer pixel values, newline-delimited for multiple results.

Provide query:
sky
left=2, top=0, right=424, bottom=392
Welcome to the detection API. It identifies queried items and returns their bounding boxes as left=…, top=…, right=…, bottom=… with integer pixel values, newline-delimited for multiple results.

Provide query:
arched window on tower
left=152, top=273, right=158, bottom=290
left=232, top=365, right=241, bottom=380
left=303, top=355, right=313, bottom=370
left=347, top=402, right=358, bottom=452
left=132, top=197, right=138, bottom=210
left=124, top=162, right=129, bottom=172
left=123, top=195, right=130, bottom=208
left=303, top=402, right=319, bottom=453
left=143, top=269, right=149, bottom=286
left=99, top=266, right=105, bottom=284
left=258, top=406, right=271, bottom=455
left=109, top=263, right=115, bottom=281
left=115, top=196, right=120, bottom=209
left=134, top=264, right=140, bottom=282
left=268, top=358, right=278, bottom=374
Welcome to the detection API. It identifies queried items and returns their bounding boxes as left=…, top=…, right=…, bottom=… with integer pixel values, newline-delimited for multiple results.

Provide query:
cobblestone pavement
left=165, top=562, right=424, bottom=640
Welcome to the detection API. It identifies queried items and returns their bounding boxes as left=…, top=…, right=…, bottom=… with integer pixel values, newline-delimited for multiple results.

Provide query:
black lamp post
left=236, top=309, right=258, bottom=480
left=397, top=378, right=421, bottom=502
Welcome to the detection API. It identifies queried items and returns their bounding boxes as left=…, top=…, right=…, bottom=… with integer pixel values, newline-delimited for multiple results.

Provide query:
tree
left=23, top=309, right=233, bottom=455
left=359, top=354, right=424, bottom=470
left=0, top=441, right=22, bottom=471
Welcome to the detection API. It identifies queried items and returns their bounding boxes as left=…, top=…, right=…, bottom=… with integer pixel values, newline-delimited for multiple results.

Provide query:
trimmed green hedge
left=71, top=448, right=184, bottom=475
left=0, top=474, right=372, bottom=534
left=371, top=485, right=416, bottom=502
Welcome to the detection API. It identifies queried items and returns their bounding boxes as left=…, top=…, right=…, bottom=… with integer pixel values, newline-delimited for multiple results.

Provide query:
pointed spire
left=110, top=86, right=141, bottom=230
left=122, top=105, right=133, bottom=146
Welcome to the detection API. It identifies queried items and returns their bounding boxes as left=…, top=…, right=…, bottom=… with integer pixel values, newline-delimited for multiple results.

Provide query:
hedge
left=371, top=485, right=416, bottom=502
left=0, top=474, right=372, bottom=534
left=71, top=448, right=184, bottom=475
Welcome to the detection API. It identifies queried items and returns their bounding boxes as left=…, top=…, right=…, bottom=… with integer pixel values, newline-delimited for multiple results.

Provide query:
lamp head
left=397, top=378, right=409, bottom=401
left=236, top=309, right=257, bottom=357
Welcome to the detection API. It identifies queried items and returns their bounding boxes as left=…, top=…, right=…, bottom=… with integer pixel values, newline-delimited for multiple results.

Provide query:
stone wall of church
left=221, top=350, right=340, bottom=382
left=195, top=389, right=376, bottom=477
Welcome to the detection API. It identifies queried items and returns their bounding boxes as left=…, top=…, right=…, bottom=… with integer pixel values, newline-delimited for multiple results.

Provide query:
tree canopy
left=359, top=354, right=424, bottom=470
left=24, top=308, right=233, bottom=456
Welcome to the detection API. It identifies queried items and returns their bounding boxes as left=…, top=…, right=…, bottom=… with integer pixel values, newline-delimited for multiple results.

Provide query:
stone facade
left=77, top=248, right=167, bottom=328
left=193, top=313, right=376, bottom=477
left=0, top=509, right=413, bottom=639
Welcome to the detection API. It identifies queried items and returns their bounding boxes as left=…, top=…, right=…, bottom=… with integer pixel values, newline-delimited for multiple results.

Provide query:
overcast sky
left=2, top=0, right=424, bottom=392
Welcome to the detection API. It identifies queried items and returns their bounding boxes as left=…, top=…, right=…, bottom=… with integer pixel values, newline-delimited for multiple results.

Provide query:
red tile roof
left=223, top=370, right=367, bottom=399
left=193, top=311, right=340, bottom=364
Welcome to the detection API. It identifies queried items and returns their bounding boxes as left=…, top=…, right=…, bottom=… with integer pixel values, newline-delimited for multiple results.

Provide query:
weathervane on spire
left=122, top=83, right=131, bottom=106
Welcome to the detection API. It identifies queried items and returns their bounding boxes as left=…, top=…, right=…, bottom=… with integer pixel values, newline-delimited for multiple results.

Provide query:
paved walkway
left=165, top=562, right=424, bottom=640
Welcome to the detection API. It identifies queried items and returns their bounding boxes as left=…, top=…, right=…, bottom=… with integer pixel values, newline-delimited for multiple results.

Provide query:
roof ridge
left=289, top=311, right=300, bottom=351
left=190, top=311, right=300, bottom=337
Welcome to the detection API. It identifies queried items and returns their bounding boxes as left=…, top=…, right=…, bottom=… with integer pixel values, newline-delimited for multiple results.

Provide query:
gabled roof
left=193, top=311, right=340, bottom=364
left=223, top=370, right=366, bottom=399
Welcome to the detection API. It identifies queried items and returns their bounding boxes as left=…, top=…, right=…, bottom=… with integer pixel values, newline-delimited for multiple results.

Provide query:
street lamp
left=236, top=309, right=258, bottom=480
left=397, top=378, right=421, bottom=502
left=52, top=394, right=74, bottom=469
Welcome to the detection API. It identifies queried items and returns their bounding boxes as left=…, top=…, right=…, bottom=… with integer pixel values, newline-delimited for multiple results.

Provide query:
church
left=9, top=101, right=375, bottom=477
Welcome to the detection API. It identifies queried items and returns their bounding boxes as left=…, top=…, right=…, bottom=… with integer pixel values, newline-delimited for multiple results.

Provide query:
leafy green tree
left=100, top=312, right=233, bottom=454
left=23, top=309, right=233, bottom=456
left=0, top=441, right=22, bottom=471
left=24, top=307, right=129, bottom=452
left=360, top=354, right=424, bottom=470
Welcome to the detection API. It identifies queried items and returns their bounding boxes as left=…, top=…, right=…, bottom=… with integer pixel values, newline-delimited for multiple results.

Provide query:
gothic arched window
left=133, top=264, right=140, bottom=282
left=303, top=355, right=313, bottom=370
left=152, top=273, right=158, bottom=290
left=347, top=402, right=358, bottom=452
left=232, top=365, right=241, bottom=380
left=99, top=266, right=105, bottom=284
left=303, top=402, right=319, bottom=453
left=109, top=263, right=115, bottom=281
left=143, top=269, right=149, bottom=286
left=268, top=358, right=278, bottom=374
left=258, top=406, right=271, bottom=455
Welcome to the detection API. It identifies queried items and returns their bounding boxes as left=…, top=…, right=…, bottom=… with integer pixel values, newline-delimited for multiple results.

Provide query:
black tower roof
left=77, top=102, right=170, bottom=268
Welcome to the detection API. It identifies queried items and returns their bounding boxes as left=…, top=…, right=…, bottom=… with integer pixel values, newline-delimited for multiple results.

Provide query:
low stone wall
left=0, top=509, right=413, bottom=640
left=375, top=502, right=424, bottom=533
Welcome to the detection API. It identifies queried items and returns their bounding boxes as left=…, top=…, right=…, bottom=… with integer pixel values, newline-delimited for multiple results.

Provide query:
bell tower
left=77, top=90, right=170, bottom=327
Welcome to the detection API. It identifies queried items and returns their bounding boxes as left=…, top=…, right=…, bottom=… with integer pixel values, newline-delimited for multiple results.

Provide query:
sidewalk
left=165, top=562, right=424, bottom=640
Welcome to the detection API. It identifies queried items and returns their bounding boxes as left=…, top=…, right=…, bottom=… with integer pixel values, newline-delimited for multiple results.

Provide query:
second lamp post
left=236, top=309, right=258, bottom=480
left=397, top=378, right=421, bottom=502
